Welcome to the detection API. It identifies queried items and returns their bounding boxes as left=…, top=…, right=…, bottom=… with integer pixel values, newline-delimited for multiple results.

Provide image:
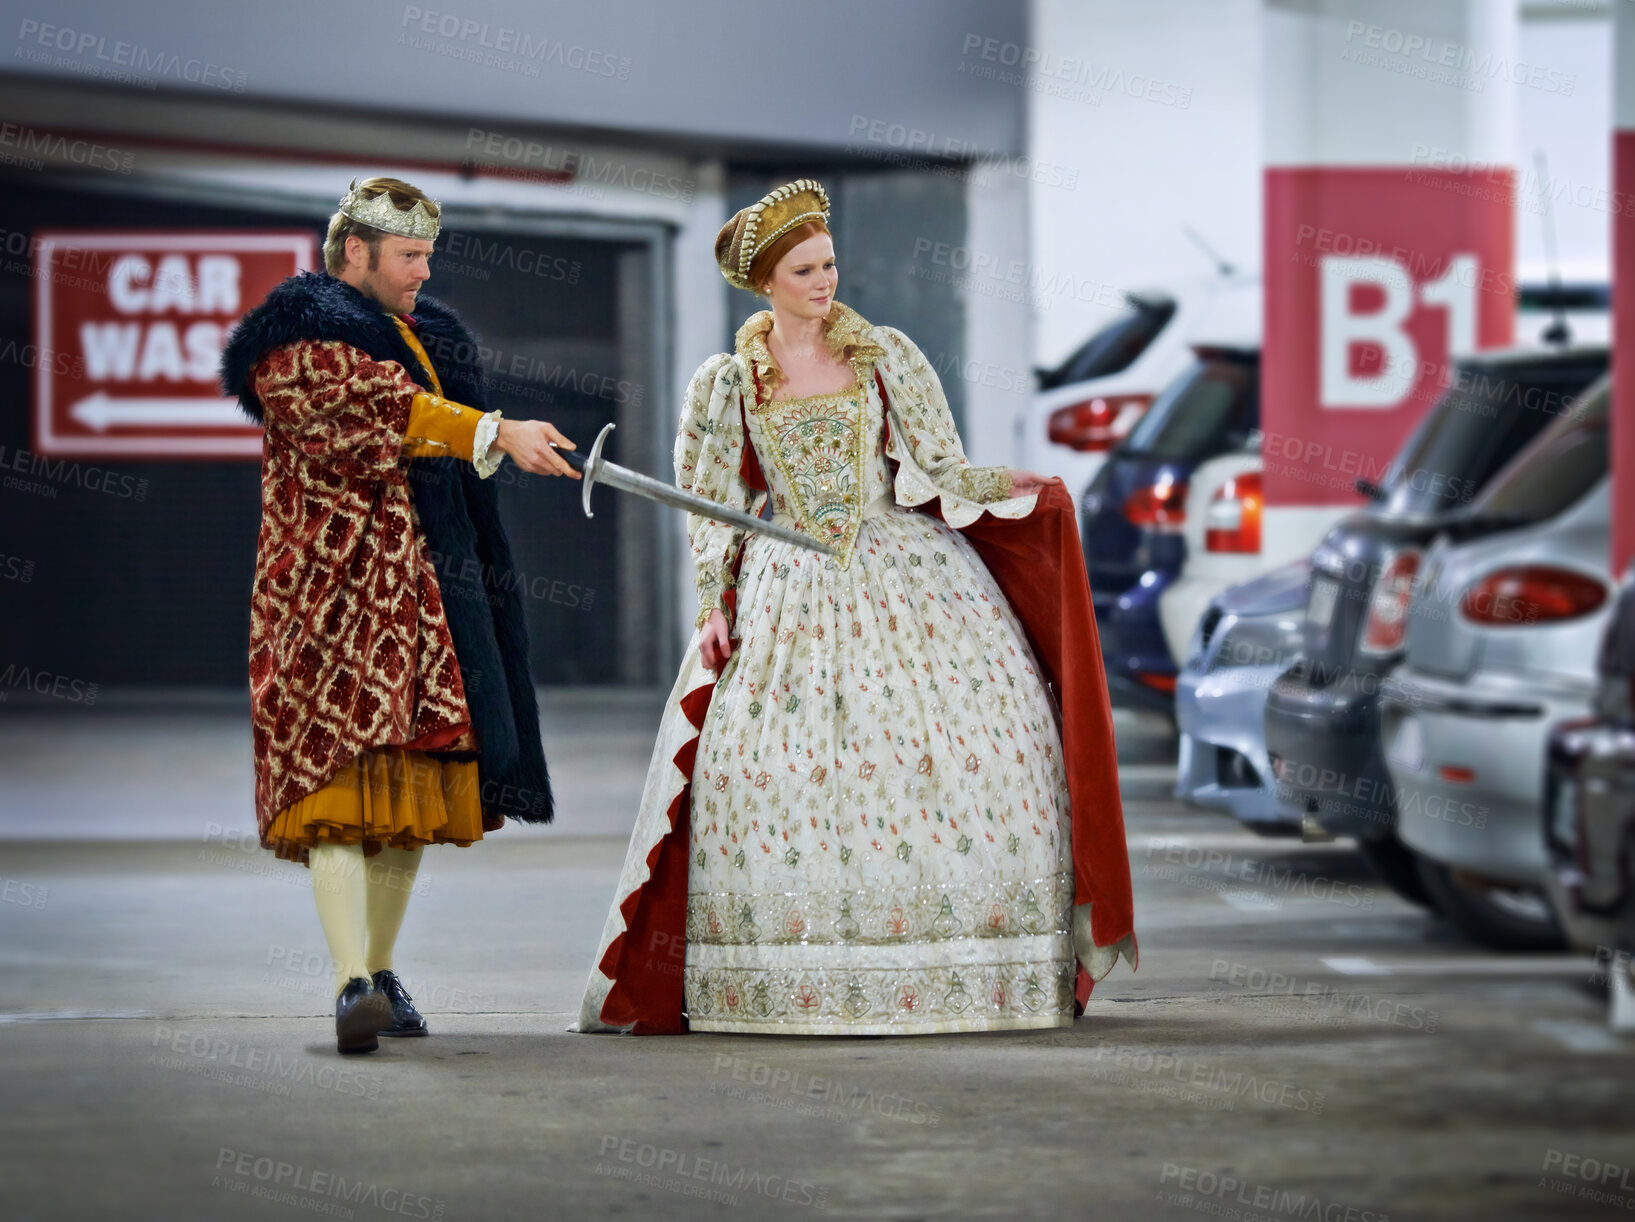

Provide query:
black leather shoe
left=335, top=976, right=392, bottom=1054
left=371, top=969, right=429, bottom=1037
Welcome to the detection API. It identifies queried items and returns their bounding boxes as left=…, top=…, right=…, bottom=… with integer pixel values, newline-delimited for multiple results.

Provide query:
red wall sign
left=34, top=231, right=314, bottom=459
left=1614, top=130, right=1635, bottom=577
left=1263, top=167, right=1515, bottom=506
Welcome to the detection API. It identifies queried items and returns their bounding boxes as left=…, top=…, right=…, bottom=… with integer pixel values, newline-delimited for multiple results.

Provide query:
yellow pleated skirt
left=267, top=747, right=486, bottom=863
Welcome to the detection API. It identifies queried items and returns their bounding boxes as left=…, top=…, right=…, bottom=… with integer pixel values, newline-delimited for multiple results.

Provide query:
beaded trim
left=729, top=178, right=830, bottom=291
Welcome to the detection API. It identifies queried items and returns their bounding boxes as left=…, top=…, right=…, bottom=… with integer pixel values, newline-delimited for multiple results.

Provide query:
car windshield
left=1038, top=296, right=1175, bottom=389
left=1120, top=356, right=1257, bottom=462
left=1381, top=357, right=1606, bottom=515
left=1469, top=377, right=1609, bottom=525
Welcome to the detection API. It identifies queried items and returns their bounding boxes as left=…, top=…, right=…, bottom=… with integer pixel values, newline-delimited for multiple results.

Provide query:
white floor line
left=1117, top=764, right=1181, bottom=781
left=1130, top=833, right=1349, bottom=852
left=0, top=1009, right=154, bottom=1023
left=1322, top=955, right=1597, bottom=977
left=1530, top=1019, right=1627, bottom=1053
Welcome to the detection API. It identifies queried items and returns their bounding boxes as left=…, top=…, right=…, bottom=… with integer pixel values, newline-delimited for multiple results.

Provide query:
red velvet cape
left=594, top=372, right=1135, bottom=1032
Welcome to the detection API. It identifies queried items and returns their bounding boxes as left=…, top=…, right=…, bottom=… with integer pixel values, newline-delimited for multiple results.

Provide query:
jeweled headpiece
left=337, top=178, right=441, bottom=241
left=717, top=178, right=830, bottom=291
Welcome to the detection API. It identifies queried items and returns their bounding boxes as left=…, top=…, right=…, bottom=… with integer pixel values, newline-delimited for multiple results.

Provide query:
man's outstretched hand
left=495, top=418, right=582, bottom=479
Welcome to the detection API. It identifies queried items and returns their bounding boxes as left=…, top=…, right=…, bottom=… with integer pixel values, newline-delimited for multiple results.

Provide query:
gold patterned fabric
left=748, top=386, right=869, bottom=563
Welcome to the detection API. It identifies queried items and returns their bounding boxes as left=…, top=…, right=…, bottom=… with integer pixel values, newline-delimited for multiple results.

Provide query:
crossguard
left=557, top=422, right=615, bottom=518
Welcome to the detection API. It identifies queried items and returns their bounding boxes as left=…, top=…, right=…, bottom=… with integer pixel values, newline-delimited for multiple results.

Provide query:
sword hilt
left=555, top=422, right=615, bottom=518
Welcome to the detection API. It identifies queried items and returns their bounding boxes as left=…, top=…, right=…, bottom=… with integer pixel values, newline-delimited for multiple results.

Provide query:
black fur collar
left=219, top=271, right=487, bottom=422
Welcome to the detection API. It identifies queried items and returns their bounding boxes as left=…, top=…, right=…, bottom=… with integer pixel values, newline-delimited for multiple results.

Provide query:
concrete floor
left=1, top=696, right=1630, bottom=1221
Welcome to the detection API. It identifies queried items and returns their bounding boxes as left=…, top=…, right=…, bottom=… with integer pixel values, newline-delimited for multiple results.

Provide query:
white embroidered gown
left=679, top=307, right=1079, bottom=1034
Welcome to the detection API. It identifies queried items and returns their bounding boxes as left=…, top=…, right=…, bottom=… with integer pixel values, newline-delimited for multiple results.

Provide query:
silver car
left=1379, top=375, right=1613, bottom=949
left=1175, top=559, right=1309, bottom=832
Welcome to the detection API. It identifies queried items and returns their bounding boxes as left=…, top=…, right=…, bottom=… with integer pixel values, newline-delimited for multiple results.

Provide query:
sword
left=552, top=422, right=835, bottom=556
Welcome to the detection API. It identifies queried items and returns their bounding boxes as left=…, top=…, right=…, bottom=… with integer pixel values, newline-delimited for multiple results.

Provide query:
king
left=220, top=176, right=581, bottom=1053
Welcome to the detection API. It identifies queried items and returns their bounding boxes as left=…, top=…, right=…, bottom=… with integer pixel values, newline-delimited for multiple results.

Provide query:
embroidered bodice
left=673, top=301, right=1023, bottom=630
left=743, top=380, right=892, bottom=568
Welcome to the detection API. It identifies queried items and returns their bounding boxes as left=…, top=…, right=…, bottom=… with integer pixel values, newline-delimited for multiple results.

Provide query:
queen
left=574, top=179, right=1136, bottom=1035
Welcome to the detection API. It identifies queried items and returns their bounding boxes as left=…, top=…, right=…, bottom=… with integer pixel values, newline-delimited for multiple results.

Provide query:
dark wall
left=0, top=173, right=650, bottom=690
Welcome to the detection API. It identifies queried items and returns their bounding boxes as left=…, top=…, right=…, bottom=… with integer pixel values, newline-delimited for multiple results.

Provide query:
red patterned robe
left=246, top=339, right=484, bottom=845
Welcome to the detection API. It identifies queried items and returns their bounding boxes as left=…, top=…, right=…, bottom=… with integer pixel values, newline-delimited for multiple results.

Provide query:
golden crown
left=722, top=178, right=830, bottom=291
left=337, top=179, right=441, bottom=241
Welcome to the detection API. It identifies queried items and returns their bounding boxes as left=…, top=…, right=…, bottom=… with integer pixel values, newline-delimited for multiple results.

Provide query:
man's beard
left=359, top=271, right=414, bottom=312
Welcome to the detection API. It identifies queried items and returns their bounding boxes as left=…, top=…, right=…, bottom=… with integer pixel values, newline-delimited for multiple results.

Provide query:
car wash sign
left=34, top=232, right=313, bottom=458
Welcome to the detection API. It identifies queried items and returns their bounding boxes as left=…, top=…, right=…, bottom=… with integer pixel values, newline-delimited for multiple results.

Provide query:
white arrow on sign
left=70, top=392, right=252, bottom=432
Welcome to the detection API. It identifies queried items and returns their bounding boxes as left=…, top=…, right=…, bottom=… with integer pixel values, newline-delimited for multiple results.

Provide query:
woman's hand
left=1005, top=468, right=1055, bottom=497
left=698, top=608, right=733, bottom=672
left=494, top=418, right=582, bottom=479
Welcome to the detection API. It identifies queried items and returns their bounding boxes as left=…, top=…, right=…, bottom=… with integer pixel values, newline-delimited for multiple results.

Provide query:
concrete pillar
left=1613, top=7, right=1635, bottom=576
left=1261, top=0, right=1517, bottom=565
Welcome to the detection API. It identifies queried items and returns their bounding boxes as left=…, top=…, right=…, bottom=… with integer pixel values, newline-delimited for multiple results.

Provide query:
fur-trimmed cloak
left=221, top=272, right=553, bottom=840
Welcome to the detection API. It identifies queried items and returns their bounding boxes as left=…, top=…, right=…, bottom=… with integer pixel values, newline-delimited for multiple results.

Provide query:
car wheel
left=1356, top=835, right=1438, bottom=910
left=1412, top=857, right=1566, bottom=951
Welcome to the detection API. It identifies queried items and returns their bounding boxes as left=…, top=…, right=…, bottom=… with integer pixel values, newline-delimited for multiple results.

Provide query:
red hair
left=746, top=220, right=830, bottom=294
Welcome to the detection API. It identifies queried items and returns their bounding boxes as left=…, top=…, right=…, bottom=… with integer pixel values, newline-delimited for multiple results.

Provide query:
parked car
left=1149, top=268, right=1603, bottom=670
left=1262, top=345, right=1610, bottom=905
left=1081, top=343, right=1260, bottom=712
left=1018, top=274, right=1261, bottom=511
left=1157, top=447, right=1261, bottom=667
left=1379, top=374, right=1612, bottom=949
left=1175, top=559, right=1310, bottom=834
left=1157, top=444, right=1353, bottom=671
left=1544, top=568, right=1635, bottom=971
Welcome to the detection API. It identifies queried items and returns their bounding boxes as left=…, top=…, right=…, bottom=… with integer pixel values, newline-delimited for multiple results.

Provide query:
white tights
left=308, top=843, right=423, bottom=998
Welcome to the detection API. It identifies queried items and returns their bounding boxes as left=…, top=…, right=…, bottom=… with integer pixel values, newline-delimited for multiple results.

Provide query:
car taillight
left=1204, top=473, right=1262, bottom=554
left=1046, top=393, right=1153, bottom=451
left=1459, top=566, right=1607, bottom=627
left=1359, top=550, right=1420, bottom=656
left=1122, top=477, right=1188, bottom=533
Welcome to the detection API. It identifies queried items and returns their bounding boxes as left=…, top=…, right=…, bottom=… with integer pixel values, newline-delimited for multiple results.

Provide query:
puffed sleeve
left=876, top=326, right=1013, bottom=504
left=673, top=353, right=764, bottom=630
left=253, top=339, right=421, bottom=481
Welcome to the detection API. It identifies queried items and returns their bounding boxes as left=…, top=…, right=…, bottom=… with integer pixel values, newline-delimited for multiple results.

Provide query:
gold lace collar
left=734, top=300, right=885, bottom=392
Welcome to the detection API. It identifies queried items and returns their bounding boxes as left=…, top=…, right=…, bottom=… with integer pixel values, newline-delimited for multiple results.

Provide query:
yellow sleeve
left=402, top=391, right=486, bottom=461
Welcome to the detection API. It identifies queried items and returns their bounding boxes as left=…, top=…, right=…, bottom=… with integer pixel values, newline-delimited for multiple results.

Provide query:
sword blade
left=561, top=439, right=834, bottom=555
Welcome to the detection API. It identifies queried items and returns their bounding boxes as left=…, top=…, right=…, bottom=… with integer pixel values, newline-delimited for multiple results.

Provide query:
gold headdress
left=337, top=178, right=441, bottom=242
left=716, top=178, right=830, bottom=291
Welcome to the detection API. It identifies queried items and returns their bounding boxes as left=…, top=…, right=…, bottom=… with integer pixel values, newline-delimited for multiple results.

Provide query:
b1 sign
left=34, top=231, right=313, bottom=458
left=1320, top=253, right=1480, bottom=408
left=1263, top=167, right=1514, bottom=505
